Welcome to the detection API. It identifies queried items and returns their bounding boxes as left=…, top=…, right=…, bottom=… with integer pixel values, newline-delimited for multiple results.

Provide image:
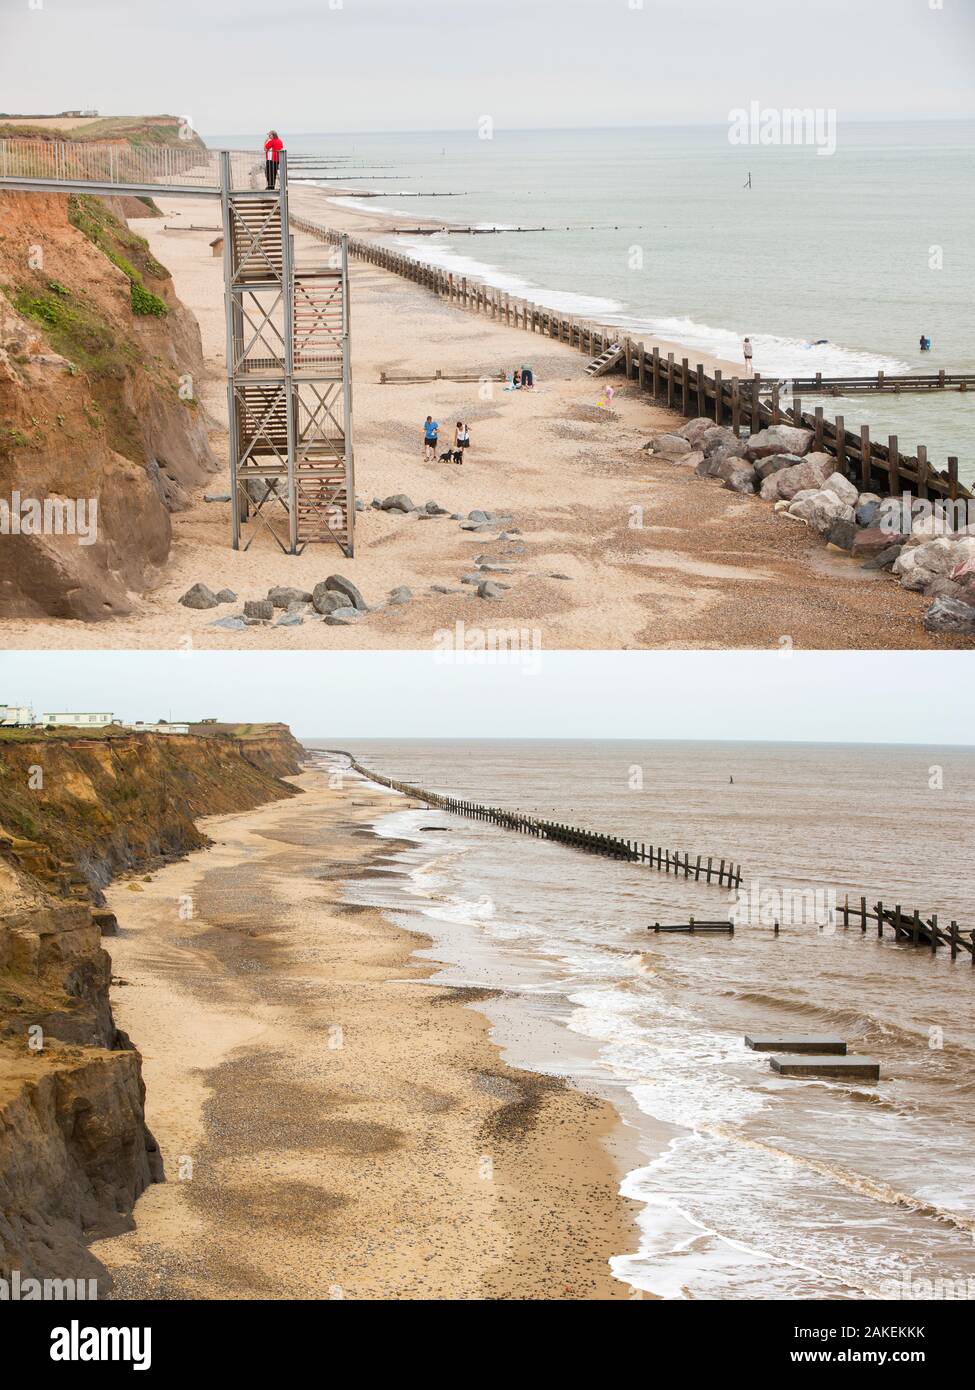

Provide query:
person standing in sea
left=264, top=130, right=284, bottom=189
left=742, top=337, right=754, bottom=375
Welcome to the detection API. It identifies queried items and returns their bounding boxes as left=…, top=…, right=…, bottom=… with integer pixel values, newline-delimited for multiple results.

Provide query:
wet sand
left=92, top=767, right=638, bottom=1300
left=0, top=188, right=959, bottom=650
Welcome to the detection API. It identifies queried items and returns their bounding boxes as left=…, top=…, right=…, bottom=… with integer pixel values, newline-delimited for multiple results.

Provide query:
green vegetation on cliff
left=68, top=195, right=168, bottom=316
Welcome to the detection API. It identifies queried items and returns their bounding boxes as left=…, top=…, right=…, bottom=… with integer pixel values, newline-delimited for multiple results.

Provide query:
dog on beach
left=439, top=448, right=464, bottom=465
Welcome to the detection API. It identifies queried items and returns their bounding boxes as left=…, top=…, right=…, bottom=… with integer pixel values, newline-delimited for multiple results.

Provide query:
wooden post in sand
left=887, top=436, right=900, bottom=496
left=731, top=379, right=741, bottom=433
left=915, top=444, right=929, bottom=498
left=681, top=358, right=690, bottom=413
left=652, top=347, right=661, bottom=399
left=771, top=382, right=780, bottom=425
left=625, top=338, right=633, bottom=380
left=860, top=425, right=872, bottom=488
left=666, top=354, right=675, bottom=409
left=637, top=343, right=646, bottom=392
left=814, top=406, right=825, bottom=451
left=697, top=364, right=706, bottom=418
left=751, top=373, right=762, bottom=432
left=948, top=457, right=959, bottom=501
left=713, top=370, right=723, bottom=424
left=834, top=416, right=845, bottom=474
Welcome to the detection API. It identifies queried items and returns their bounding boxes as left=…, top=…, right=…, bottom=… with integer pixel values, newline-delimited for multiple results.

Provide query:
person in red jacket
left=264, top=130, right=284, bottom=189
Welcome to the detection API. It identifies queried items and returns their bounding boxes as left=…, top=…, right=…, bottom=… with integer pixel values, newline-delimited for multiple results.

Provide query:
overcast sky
left=2, top=652, right=972, bottom=744
left=2, top=0, right=973, bottom=134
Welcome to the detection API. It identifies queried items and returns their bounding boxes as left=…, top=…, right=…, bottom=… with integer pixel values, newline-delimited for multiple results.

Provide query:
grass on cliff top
left=0, top=116, right=205, bottom=148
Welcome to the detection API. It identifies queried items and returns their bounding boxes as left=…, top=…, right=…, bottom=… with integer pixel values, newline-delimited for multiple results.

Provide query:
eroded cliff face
left=0, top=190, right=218, bottom=620
left=0, top=725, right=305, bottom=1288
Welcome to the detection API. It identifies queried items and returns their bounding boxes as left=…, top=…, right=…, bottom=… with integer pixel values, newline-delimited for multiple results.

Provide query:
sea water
left=315, top=737, right=975, bottom=1301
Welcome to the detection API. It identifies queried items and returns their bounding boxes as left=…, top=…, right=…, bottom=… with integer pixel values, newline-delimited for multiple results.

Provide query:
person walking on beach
left=264, top=130, right=284, bottom=189
left=423, top=415, right=439, bottom=460
left=742, top=337, right=753, bottom=375
left=454, top=421, right=470, bottom=464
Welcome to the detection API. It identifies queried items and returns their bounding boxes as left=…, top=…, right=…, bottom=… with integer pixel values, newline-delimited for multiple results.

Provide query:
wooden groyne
left=839, top=895, right=974, bottom=961
left=337, top=753, right=743, bottom=889
left=289, top=214, right=971, bottom=505
left=762, top=372, right=975, bottom=397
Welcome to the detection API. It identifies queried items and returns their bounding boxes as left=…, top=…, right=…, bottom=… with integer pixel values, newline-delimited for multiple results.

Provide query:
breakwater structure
left=838, top=895, right=974, bottom=961
left=330, top=755, right=974, bottom=968
left=287, top=216, right=972, bottom=506
left=333, top=752, right=744, bottom=889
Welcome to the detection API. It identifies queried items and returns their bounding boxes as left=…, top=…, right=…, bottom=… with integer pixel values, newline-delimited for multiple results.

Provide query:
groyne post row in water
left=337, top=754, right=743, bottom=889
left=288, top=215, right=969, bottom=505
left=840, top=896, right=974, bottom=961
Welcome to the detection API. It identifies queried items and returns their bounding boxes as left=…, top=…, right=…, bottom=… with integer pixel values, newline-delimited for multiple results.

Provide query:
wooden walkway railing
left=289, top=214, right=971, bottom=505
left=839, top=895, right=974, bottom=961
left=337, top=753, right=743, bottom=889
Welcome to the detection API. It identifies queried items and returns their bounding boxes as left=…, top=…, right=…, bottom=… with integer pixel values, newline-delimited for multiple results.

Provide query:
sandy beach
left=0, top=186, right=962, bottom=651
left=91, top=764, right=638, bottom=1300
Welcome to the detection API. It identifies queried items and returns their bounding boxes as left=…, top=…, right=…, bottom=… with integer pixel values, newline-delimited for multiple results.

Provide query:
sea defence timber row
left=339, top=753, right=743, bottom=888
left=838, top=895, right=974, bottom=961
left=289, top=215, right=970, bottom=505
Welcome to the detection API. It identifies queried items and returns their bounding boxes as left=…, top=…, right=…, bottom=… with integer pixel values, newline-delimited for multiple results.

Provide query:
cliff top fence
left=289, top=216, right=971, bottom=506
left=335, top=752, right=744, bottom=890
left=0, top=138, right=262, bottom=195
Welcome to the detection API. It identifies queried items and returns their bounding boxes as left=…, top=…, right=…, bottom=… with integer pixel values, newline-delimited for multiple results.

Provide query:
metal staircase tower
left=219, top=149, right=355, bottom=554
left=2, top=139, right=355, bottom=555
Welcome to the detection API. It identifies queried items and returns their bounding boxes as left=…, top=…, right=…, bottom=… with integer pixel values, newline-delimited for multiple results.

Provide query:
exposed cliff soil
left=0, top=189, right=218, bottom=620
left=0, top=724, right=305, bottom=1288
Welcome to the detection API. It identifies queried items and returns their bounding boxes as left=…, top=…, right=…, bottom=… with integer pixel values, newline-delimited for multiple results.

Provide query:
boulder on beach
left=243, top=598, right=273, bottom=621
left=761, top=452, right=834, bottom=502
left=755, top=452, right=804, bottom=480
left=700, top=425, right=739, bottom=456
left=788, top=490, right=854, bottom=535
left=723, top=464, right=757, bottom=494
left=477, top=580, right=503, bottom=600
left=268, top=585, right=313, bottom=609
left=381, top=494, right=414, bottom=513
left=860, top=542, right=903, bottom=571
left=312, top=587, right=348, bottom=615
left=676, top=418, right=716, bottom=449
left=745, top=424, right=815, bottom=460
left=701, top=441, right=749, bottom=477
left=318, top=574, right=367, bottom=611
left=822, top=473, right=859, bottom=507
left=388, top=586, right=412, bottom=604
left=923, top=596, right=975, bottom=635
left=645, top=432, right=692, bottom=459
left=215, top=588, right=237, bottom=604
left=826, top=518, right=857, bottom=552
left=179, top=582, right=220, bottom=610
